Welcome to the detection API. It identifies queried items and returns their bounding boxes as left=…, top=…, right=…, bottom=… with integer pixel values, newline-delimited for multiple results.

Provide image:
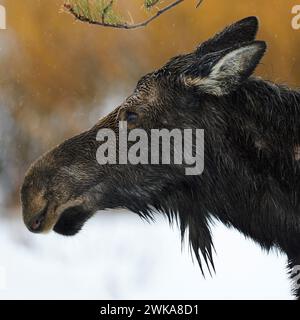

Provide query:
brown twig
left=64, top=0, right=201, bottom=30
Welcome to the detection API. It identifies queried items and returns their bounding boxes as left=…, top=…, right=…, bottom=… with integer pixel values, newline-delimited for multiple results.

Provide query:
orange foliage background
left=1, top=0, right=300, bottom=205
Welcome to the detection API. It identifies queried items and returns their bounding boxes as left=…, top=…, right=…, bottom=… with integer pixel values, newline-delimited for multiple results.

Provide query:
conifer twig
left=64, top=0, right=204, bottom=30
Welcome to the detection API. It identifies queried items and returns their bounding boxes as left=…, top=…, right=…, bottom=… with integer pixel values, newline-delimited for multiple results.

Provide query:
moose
left=21, top=17, right=300, bottom=299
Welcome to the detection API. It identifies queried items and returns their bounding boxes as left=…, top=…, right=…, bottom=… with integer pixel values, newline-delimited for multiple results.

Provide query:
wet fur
left=21, top=17, right=300, bottom=298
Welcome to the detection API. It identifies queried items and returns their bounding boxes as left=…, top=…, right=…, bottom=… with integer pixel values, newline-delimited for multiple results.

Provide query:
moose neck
left=188, top=77, right=300, bottom=260
left=229, top=77, right=300, bottom=127
left=205, top=76, right=300, bottom=167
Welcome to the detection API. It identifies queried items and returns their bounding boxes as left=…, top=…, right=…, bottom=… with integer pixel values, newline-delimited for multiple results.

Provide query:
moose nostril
left=31, top=218, right=42, bottom=231
left=28, top=209, right=46, bottom=232
left=27, top=204, right=48, bottom=233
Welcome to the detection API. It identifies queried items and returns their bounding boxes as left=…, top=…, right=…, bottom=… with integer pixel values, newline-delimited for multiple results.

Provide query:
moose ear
left=185, top=41, right=267, bottom=96
left=197, top=16, right=259, bottom=55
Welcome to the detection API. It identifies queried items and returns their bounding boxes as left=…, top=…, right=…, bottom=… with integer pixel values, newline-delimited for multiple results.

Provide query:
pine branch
left=63, top=0, right=204, bottom=30
left=64, top=0, right=123, bottom=26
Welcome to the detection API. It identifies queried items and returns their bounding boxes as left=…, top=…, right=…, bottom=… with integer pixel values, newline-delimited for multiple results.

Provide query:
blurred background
left=0, top=0, right=299, bottom=299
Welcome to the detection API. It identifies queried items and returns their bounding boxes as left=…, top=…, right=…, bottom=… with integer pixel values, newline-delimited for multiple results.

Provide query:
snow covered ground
left=0, top=209, right=293, bottom=300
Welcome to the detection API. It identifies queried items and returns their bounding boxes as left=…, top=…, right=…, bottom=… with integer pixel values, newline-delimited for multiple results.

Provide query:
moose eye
left=126, top=111, right=138, bottom=124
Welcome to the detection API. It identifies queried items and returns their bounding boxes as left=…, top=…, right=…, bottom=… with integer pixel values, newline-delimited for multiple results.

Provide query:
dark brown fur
left=21, top=17, right=300, bottom=298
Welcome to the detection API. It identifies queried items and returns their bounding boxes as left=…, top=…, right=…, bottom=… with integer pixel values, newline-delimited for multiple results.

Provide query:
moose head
left=21, top=17, right=300, bottom=298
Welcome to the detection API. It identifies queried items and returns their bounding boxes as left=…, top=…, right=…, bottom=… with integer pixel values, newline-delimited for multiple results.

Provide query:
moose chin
left=21, top=17, right=300, bottom=299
